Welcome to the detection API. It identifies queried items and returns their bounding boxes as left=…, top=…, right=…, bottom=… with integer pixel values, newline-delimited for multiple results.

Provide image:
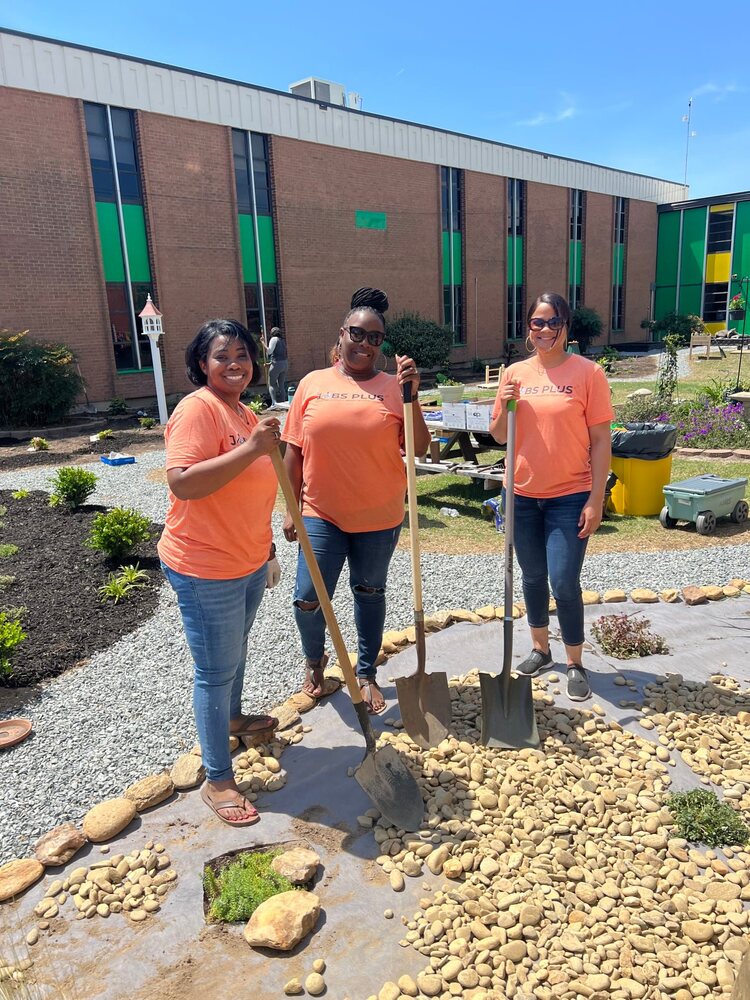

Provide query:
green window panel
left=507, top=236, right=523, bottom=286
left=96, top=202, right=125, bottom=282
left=654, top=286, right=677, bottom=322
left=238, top=214, right=278, bottom=284
left=122, top=205, right=151, bottom=282
left=612, top=244, right=624, bottom=286
left=731, top=200, right=750, bottom=294
left=679, top=206, right=707, bottom=290
left=355, top=210, right=387, bottom=230
left=655, top=211, right=681, bottom=287
left=569, top=240, right=582, bottom=287
left=442, top=231, right=462, bottom=286
left=678, top=284, right=703, bottom=316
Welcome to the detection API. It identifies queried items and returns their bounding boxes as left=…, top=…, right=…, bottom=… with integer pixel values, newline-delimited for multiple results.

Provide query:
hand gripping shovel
left=270, top=449, right=424, bottom=832
left=479, top=400, right=540, bottom=749
left=394, top=381, right=452, bottom=749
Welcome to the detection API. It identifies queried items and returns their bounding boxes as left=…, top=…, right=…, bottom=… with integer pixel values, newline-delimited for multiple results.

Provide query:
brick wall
left=463, top=171, right=506, bottom=360
left=624, top=199, right=657, bottom=343
left=0, top=86, right=115, bottom=403
left=271, top=137, right=441, bottom=379
left=138, top=113, right=245, bottom=395
left=525, top=182, right=568, bottom=302
left=584, top=193, right=614, bottom=343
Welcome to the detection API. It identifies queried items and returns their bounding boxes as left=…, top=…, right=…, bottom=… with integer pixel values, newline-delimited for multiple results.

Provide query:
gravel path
left=1, top=451, right=748, bottom=863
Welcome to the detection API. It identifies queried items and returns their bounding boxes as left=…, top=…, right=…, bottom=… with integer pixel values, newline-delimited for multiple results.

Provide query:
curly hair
left=184, top=319, right=260, bottom=386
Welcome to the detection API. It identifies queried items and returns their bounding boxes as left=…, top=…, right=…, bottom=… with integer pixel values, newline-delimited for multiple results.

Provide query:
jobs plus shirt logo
left=317, top=391, right=385, bottom=402
left=228, top=433, right=248, bottom=446
left=521, top=384, right=573, bottom=396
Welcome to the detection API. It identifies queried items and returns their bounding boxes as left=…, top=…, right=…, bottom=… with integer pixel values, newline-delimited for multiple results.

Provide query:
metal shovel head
left=478, top=671, right=540, bottom=749
left=395, top=671, right=452, bottom=749
left=355, top=743, right=424, bottom=831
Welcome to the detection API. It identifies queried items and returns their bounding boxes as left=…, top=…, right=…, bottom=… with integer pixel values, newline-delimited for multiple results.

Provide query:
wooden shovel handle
left=270, top=448, right=364, bottom=708
left=402, top=382, right=426, bottom=672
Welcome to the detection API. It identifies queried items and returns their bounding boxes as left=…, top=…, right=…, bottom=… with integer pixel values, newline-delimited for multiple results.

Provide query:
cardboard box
left=465, top=400, right=494, bottom=432
left=442, top=403, right=467, bottom=430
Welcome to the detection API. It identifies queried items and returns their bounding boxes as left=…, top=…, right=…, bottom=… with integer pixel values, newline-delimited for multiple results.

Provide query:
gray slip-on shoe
left=515, top=648, right=553, bottom=677
left=566, top=664, right=591, bottom=701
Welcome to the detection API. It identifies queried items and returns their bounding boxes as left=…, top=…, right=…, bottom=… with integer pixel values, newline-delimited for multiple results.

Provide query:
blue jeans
left=161, top=562, right=267, bottom=783
left=293, top=517, right=401, bottom=679
left=511, top=491, right=589, bottom=647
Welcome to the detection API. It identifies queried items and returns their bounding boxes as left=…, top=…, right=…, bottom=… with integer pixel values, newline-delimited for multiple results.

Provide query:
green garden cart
left=660, top=474, right=749, bottom=535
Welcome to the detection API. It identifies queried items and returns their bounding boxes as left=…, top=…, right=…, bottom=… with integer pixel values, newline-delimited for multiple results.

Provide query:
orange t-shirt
left=492, top=355, right=614, bottom=498
left=281, top=366, right=406, bottom=533
left=158, top=387, right=277, bottom=579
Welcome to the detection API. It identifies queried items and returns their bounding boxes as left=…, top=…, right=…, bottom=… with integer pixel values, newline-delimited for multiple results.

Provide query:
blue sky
left=3, top=0, right=747, bottom=198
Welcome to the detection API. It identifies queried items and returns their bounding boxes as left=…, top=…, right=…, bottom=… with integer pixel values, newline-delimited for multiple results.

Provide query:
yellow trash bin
left=610, top=454, right=673, bottom=516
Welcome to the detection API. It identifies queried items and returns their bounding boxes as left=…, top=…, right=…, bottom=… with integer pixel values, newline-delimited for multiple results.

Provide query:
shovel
left=394, top=381, right=452, bottom=749
left=270, top=448, right=424, bottom=832
left=479, top=400, right=540, bottom=749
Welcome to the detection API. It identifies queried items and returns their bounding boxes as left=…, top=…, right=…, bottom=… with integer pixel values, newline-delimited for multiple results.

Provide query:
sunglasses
left=529, top=316, right=565, bottom=332
left=344, top=325, right=385, bottom=347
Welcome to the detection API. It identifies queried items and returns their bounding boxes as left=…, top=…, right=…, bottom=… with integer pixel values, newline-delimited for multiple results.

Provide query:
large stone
left=603, top=589, right=627, bottom=602
left=286, top=691, right=316, bottom=714
left=0, top=858, right=45, bottom=901
left=682, top=919, right=715, bottom=944
left=271, top=848, right=320, bottom=885
left=34, top=823, right=86, bottom=867
left=82, top=798, right=137, bottom=843
left=170, top=753, right=206, bottom=790
left=243, top=890, right=320, bottom=951
left=631, top=588, right=658, bottom=603
left=124, top=772, right=174, bottom=812
left=682, top=585, right=708, bottom=606
left=701, top=585, right=724, bottom=601
left=271, top=702, right=301, bottom=732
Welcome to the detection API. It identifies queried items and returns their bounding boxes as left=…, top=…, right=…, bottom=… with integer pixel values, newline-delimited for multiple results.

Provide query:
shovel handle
left=502, top=400, right=516, bottom=701
left=270, top=449, right=371, bottom=715
left=402, top=382, right=426, bottom=670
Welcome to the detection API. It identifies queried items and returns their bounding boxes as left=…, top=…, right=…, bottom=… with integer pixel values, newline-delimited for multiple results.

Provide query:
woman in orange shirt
left=282, top=288, right=431, bottom=713
left=159, top=319, right=282, bottom=827
left=490, top=292, right=613, bottom=702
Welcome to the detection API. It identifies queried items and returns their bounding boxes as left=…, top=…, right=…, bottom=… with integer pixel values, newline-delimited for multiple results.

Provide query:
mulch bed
left=0, top=490, right=161, bottom=687
left=0, top=421, right=166, bottom=473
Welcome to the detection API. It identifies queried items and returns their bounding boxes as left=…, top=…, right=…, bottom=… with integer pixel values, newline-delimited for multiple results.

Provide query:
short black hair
left=185, top=319, right=260, bottom=386
left=345, top=286, right=389, bottom=328
left=526, top=291, right=571, bottom=329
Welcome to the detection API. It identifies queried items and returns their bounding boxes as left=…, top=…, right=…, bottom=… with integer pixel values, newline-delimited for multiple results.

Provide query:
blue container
left=287, top=385, right=297, bottom=404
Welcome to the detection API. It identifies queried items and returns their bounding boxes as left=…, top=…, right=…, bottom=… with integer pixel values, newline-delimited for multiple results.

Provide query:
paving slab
left=2, top=596, right=749, bottom=999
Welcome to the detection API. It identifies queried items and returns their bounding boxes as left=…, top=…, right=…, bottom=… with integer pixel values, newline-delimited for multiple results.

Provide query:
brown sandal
left=359, top=677, right=386, bottom=715
left=200, top=783, right=259, bottom=827
left=302, top=654, right=329, bottom=699
left=230, top=713, right=278, bottom=749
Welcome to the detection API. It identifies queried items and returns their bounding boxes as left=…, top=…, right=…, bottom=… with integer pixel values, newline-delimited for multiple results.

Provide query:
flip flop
left=231, top=713, right=278, bottom=748
left=200, top=782, right=260, bottom=827
left=301, top=654, right=330, bottom=700
left=359, top=678, right=387, bottom=715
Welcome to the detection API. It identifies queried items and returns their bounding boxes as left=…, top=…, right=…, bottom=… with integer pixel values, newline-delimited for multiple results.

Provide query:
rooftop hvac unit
left=289, top=77, right=347, bottom=106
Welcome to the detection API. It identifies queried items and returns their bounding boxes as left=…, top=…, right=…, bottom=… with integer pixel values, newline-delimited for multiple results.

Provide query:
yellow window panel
left=709, top=203, right=733, bottom=213
left=705, top=252, right=730, bottom=283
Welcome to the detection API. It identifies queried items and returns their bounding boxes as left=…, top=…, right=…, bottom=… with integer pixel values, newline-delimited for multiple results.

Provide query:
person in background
left=267, top=326, right=289, bottom=407
left=158, top=319, right=282, bottom=827
left=490, top=291, right=613, bottom=702
left=281, top=287, right=430, bottom=713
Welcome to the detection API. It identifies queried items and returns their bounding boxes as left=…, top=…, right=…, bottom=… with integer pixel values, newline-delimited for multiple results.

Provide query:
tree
left=382, top=312, right=453, bottom=369
left=568, top=307, right=602, bottom=355
left=642, top=312, right=705, bottom=346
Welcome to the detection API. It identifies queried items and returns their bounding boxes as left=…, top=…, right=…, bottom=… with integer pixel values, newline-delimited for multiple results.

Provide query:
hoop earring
left=525, top=335, right=536, bottom=354
left=377, top=352, right=388, bottom=372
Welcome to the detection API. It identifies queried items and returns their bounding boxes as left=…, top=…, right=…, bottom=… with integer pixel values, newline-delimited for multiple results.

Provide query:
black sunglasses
left=529, top=316, right=565, bottom=332
left=344, top=325, right=385, bottom=347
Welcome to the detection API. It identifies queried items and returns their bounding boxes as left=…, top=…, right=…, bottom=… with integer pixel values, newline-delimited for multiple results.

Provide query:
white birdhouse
left=139, top=294, right=163, bottom=339
left=138, top=294, right=168, bottom=425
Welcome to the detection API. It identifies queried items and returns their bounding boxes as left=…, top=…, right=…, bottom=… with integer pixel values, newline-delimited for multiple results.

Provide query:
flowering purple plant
left=658, top=399, right=750, bottom=448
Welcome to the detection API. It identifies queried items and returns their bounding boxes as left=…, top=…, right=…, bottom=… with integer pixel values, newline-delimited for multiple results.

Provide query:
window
left=84, top=104, right=116, bottom=201
left=507, top=285, right=524, bottom=341
left=441, top=166, right=461, bottom=231
left=611, top=285, right=624, bottom=332
left=233, top=130, right=271, bottom=215
left=443, top=285, right=463, bottom=343
left=84, top=104, right=140, bottom=203
left=245, top=284, right=280, bottom=337
left=707, top=208, right=733, bottom=254
left=703, top=282, right=729, bottom=323
left=441, top=166, right=464, bottom=343
left=507, top=179, right=525, bottom=338
left=614, top=196, right=626, bottom=247
left=570, top=189, right=584, bottom=242
left=611, top=197, right=627, bottom=331
left=508, top=179, right=524, bottom=237
left=569, top=190, right=585, bottom=309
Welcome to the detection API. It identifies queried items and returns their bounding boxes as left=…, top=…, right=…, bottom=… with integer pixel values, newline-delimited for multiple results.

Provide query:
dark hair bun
left=350, top=287, right=389, bottom=314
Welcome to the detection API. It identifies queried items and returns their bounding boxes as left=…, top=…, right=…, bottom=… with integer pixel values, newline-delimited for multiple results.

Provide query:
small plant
left=87, top=507, right=152, bottom=559
left=0, top=608, right=26, bottom=678
left=0, top=575, right=15, bottom=590
left=700, top=376, right=735, bottom=405
left=729, top=293, right=746, bottom=312
left=203, top=850, right=294, bottom=923
left=96, top=428, right=115, bottom=441
left=247, top=396, right=264, bottom=415
left=48, top=467, right=98, bottom=508
left=138, top=416, right=157, bottom=429
left=591, top=613, right=669, bottom=658
left=0, top=544, right=19, bottom=559
left=118, top=563, right=149, bottom=587
left=595, top=345, right=621, bottom=374
left=668, top=789, right=750, bottom=848
left=29, top=436, right=49, bottom=451
left=11, top=490, right=29, bottom=500
left=98, top=573, right=133, bottom=604
left=435, top=372, right=462, bottom=387
left=107, top=395, right=128, bottom=416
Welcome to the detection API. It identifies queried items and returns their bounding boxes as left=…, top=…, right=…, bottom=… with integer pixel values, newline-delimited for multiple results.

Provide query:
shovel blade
left=355, top=744, right=424, bottom=831
left=395, top=672, right=452, bottom=749
left=478, top=671, right=540, bottom=749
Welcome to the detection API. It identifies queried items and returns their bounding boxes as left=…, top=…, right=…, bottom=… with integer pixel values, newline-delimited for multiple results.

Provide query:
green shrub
left=595, top=346, right=621, bottom=374
left=0, top=575, right=15, bottom=590
left=0, top=545, right=18, bottom=559
left=0, top=609, right=26, bottom=678
left=48, top=467, right=98, bottom=509
left=0, top=329, right=85, bottom=428
left=383, top=312, right=453, bottom=370
left=88, top=507, right=152, bottom=559
left=668, top=789, right=750, bottom=847
left=30, top=436, right=50, bottom=451
left=642, top=312, right=705, bottom=347
left=435, top=372, right=462, bottom=386
left=96, top=428, right=114, bottom=441
left=98, top=565, right=148, bottom=604
left=203, top=851, right=294, bottom=923
left=569, top=307, right=603, bottom=355
left=11, top=490, right=30, bottom=500
left=107, top=395, right=128, bottom=416
left=138, top=416, right=157, bottom=429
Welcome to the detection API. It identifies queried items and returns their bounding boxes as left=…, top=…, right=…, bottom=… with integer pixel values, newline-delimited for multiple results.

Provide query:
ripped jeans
left=293, top=516, right=401, bottom=679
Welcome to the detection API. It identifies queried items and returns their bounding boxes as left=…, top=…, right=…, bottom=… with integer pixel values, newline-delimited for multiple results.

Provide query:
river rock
left=416, top=973, right=443, bottom=997
left=283, top=979, right=303, bottom=996
left=631, top=588, right=658, bottom=603
left=34, top=824, right=86, bottom=867
left=271, top=847, right=320, bottom=885
left=243, top=890, right=320, bottom=951
left=82, top=798, right=137, bottom=843
left=270, top=702, right=301, bottom=732
left=170, top=753, right=206, bottom=789
left=603, top=589, right=627, bottom=602
left=0, top=859, right=44, bottom=901
left=305, top=973, right=325, bottom=996
left=124, top=772, right=174, bottom=812
left=682, top=920, right=715, bottom=943
left=682, top=586, right=708, bottom=606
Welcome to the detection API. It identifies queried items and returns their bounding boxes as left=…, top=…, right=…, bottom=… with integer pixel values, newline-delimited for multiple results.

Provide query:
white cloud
left=516, top=92, right=578, bottom=127
left=691, top=82, right=743, bottom=101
